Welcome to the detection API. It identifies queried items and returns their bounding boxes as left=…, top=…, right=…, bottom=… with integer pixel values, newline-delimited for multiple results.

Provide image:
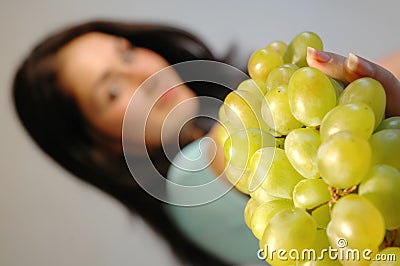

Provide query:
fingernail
left=347, top=53, right=374, bottom=76
left=307, top=47, right=332, bottom=63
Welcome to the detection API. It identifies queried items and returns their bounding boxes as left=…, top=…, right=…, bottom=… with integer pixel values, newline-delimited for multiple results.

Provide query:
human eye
left=117, top=37, right=135, bottom=63
left=122, top=48, right=134, bottom=63
left=107, top=82, right=120, bottom=102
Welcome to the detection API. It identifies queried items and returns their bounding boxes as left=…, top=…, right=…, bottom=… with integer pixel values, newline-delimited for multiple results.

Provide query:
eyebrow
left=89, top=37, right=123, bottom=108
left=90, top=37, right=123, bottom=93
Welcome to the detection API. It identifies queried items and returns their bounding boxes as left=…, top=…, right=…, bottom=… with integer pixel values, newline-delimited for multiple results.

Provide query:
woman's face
left=56, top=32, right=199, bottom=151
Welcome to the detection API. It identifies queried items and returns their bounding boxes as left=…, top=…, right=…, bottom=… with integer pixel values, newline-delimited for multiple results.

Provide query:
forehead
left=56, top=32, right=117, bottom=95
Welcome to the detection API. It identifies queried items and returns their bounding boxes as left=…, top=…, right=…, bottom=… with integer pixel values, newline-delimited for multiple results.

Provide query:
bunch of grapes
left=217, top=32, right=400, bottom=266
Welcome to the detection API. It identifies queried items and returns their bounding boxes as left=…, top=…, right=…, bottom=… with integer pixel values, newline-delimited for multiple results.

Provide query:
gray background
left=1, top=1, right=399, bottom=266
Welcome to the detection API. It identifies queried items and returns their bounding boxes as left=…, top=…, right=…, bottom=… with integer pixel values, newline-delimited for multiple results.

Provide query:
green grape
left=250, top=185, right=280, bottom=204
left=216, top=124, right=229, bottom=147
left=223, top=128, right=276, bottom=169
left=247, top=147, right=275, bottom=192
left=260, top=207, right=317, bottom=266
left=285, top=128, right=321, bottom=179
left=319, top=103, right=375, bottom=141
left=248, top=48, right=284, bottom=85
left=317, top=131, right=371, bottom=189
left=223, top=128, right=276, bottom=194
left=299, top=230, right=342, bottom=265
left=330, top=78, right=345, bottom=100
left=248, top=147, right=304, bottom=198
left=218, top=104, right=237, bottom=136
left=281, top=63, right=300, bottom=70
left=265, top=40, right=287, bottom=57
left=311, top=205, right=331, bottom=230
left=223, top=90, right=257, bottom=131
left=375, top=116, right=400, bottom=132
left=288, top=67, right=337, bottom=127
left=253, top=79, right=267, bottom=95
left=370, top=129, right=400, bottom=170
left=265, top=65, right=296, bottom=92
left=251, top=199, right=293, bottom=240
left=244, top=197, right=259, bottom=229
left=370, top=247, right=400, bottom=266
left=236, top=78, right=267, bottom=95
left=293, top=179, right=331, bottom=209
left=224, top=164, right=252, bottom=194
left=293, top=179, right=331, bottom=228
left=262, top=85, right=304, bottom=135
left=339, top=77, right=386, bottom=128
left=218, top=104, right=229, bottom=127
left=283, top=31, right=323, bottom=67
left=218, top=32, right=395, bottom=261
left=359, top=164, right=400, bottom=229
left=223, top=89, right=270, bottom=132
left=327, top=194, right=385, bottom=266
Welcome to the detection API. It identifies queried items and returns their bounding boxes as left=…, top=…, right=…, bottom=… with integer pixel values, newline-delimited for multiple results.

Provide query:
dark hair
left=12, top=19, right=244, bottom=265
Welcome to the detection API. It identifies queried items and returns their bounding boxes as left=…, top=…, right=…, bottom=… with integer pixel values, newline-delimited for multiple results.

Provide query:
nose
left=119, top=47, right=173, bottom=97
left=131, top=46, right=167, bottom=75
left=118, top=66, right=160, bottom=103
left=122, top=64, right=163, bottom=94
left=121, top=64, right=150, bottom=89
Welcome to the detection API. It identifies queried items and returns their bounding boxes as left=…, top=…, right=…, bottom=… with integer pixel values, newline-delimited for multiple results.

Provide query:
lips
left=157, top=86, right=177, bottom=105
left=146, top=68, right=183, bottom=106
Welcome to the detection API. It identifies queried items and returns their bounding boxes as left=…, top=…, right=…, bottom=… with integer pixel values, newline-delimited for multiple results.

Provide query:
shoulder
left=165, top=135, right=245, bottom=206
left=167, top=137, right=216, bottom=185
left=164, top=137, right=261, bottom=264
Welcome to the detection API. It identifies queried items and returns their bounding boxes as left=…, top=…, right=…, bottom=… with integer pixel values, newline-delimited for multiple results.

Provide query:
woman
left=12, top=19, right=400, bottom=265
left=12, top=19, right=258, bottom=266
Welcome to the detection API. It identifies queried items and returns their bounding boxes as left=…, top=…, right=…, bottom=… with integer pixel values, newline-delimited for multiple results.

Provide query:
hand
left=306, top=47, right=400, bottom=117
left=377, top=50, right=400, bottom=80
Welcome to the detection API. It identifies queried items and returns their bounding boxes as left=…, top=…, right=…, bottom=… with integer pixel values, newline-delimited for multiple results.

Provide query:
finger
left=377, top=50, right=400, bottom=80
left=306, top=47, right=347, bottom=82
left=307, top=48, right=400, bottom=117
left=345, top=53, right=400, bottom=116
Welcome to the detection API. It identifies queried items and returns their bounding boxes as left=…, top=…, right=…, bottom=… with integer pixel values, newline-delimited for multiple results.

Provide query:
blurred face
left=56, top=32, right=199, bottom=152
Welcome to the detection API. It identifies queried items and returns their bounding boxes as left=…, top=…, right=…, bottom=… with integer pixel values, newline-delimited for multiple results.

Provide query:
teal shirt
left=164, top=138, right=266, bottom=265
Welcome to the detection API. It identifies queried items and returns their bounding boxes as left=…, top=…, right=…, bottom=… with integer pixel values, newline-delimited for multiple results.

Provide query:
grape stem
left=306, top=185, right=358, bottom=215
left=384, top=230, right=398, bottom=248
left=306, top=199, right=331, bottom=214
left=329, top=186, right=357, bottom=201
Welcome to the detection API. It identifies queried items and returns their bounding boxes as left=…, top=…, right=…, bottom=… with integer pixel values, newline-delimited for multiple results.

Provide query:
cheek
left=148, top=96, right=200, bottom=146
left=94, top=99, right=129, bottom=139
left=122, top=94, right=150, bottom=146
left=122, top=83, right=200, bottom=150
left=141, top=48, right=170, bottom=70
